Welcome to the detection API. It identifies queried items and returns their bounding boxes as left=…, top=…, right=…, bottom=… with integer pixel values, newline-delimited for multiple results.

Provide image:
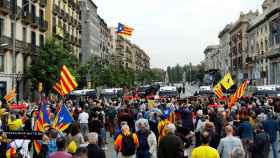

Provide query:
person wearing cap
left=158, top=123, right=184, bottom=158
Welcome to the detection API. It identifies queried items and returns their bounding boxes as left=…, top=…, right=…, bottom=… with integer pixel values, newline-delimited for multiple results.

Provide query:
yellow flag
left=220, top=73, right=234, bottom=90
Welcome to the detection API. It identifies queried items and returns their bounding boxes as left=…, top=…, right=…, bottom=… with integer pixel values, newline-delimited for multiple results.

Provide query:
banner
left=4, top=131, right=43, bottom=140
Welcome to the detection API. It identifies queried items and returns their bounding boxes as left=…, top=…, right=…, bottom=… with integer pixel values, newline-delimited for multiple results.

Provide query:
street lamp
left=11, top=2, right=30, bottom=91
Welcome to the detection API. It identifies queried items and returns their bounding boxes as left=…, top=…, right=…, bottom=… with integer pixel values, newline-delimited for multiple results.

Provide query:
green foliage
left=167, top=63, right=205, bottom=83
left=26, top=37, right=78, bottom=94
left=79, top=56, right=163, bottom=88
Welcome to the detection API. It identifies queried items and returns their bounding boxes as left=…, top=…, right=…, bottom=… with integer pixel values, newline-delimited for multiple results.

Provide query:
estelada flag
left=116, top=23, right=134, bottom=37
left=220, top=73, right=234, bottom=90
left=52, top=104, right=74, bottom=132
left=213, top=84, right=223, bottom=99
left=228, top=80, right=250, bottom=108
left=53, top=65, right=78, bottom=96
left=4, top=89, right=16, bottom=102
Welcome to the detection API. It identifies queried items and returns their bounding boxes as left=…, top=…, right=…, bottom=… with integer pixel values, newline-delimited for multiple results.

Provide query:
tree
left=26, top=37, right=78, bottom=95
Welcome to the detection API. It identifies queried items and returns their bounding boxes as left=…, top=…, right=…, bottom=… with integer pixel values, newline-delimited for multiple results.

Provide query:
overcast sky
left=94, top=0, right=262, bottom=69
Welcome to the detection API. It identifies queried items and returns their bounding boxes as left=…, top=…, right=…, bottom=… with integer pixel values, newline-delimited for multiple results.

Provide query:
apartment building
left=0, top=0, right=47, bottom=99
left=46, top=0, right=81, bottom=58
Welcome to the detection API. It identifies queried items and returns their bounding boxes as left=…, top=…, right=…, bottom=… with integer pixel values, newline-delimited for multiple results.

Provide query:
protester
left=158, top=123, right=184, bottom=158
left=114, top=124, right=139, bottom=158
left=191, top=131, right=220, bottom=158
left=217, top=125, right=243, bottom=158
left=135, top=119, right=157, bottom=158
left=73, top=147, right=88, bottom=158
left=262, top=113, right=279, bottom=158
left=250, top=123, right=270, bottom=158
left=49, top=137, right=72, bottom=158
left=87, top=132, right=106, bottom=158
left=67, top=122, right=85, bottom=154
left=78, top=107, right=89, bottom=136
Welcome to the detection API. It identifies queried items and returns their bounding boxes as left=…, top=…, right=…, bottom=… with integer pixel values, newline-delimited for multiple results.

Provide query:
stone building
left=229, top=11, right=258, bottom=82
left=80, top=0, right=100, bottom=64
left=218, top=24, right=232, bottom=76
left=247, top=0, right=280, bottom=85
left=98, top=15, right=112, bottom=64
left=0, top=0, right=47, bottom=99
left=45, top=0, right=81, bottom=58
left=203, top=45, right=220, bottom=71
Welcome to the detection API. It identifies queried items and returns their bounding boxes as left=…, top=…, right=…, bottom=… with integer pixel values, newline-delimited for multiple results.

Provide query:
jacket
left=158, top=133, right=184, bottom=158
left=238, top=121, right=253, bottom=140
left=87, top=144, right=106, bottom=158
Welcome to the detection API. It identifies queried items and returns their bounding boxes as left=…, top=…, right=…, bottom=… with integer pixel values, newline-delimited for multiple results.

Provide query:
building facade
left=132, top=44, right=150, bottom=72
left=45, top=0, right=81, bottom=58
left=80, top=0, right=100, bottom=64
left=246, top=0, right=280, bottom=85
left=218, top=24, right=232, bottom=76
left=230, top=11, right=258, bottom=83
left=0, top=0, right=47, bottom=99
left=203, top=45, right=220, bottom=71
left=98, top=15, right=112, bottom=64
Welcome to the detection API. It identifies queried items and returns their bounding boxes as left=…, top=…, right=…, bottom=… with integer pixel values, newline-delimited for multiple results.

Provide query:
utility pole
left=189, top=62, right=192, bottom=84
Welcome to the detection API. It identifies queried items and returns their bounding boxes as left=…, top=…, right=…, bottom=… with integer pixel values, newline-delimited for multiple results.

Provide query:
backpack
left=121, top=133, right=136, bottom=156
left=136, top=130, right=151, bottom=152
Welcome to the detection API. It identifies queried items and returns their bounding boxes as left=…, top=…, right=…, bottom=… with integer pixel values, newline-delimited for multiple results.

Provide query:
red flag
left=228, top=80, right=249, bottom=108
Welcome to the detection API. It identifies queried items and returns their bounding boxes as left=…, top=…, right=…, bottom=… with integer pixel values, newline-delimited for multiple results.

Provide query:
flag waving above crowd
left=53, top=65, right=78, bottom=96
left=116, top=22, right=134, bottom=37
left=213, top=73, right=234, bottom=99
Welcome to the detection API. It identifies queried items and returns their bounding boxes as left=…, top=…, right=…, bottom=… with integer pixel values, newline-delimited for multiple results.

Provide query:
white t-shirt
left=78, top=112, right=89, bottom=124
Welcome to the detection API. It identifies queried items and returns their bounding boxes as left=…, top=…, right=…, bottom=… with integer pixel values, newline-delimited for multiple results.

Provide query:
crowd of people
left=0, top=94, right=280, bottom=158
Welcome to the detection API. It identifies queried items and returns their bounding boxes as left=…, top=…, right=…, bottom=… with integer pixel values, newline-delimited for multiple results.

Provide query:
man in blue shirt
left=263, top=113, right=279, bottom=158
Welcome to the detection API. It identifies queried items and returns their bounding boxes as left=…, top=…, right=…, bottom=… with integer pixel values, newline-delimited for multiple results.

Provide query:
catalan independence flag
left=53, top=65, right=78, bottom=96
left=228, top=80, right=250, bottom=108
left=116, top=23, right=134, bottom=37
left=213, top=84, right=224, bottom=99
left=33, top=105, right=51, bottom=154
left=52, top=104, right=74, bottom=132
left=4, top=89, right=16, bottom=102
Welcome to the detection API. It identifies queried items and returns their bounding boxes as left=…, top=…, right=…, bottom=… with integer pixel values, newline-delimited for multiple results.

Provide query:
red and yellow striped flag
left=4, top=89, right=16, bottom=102
left=213, top=84, right=223, bottom=99
left=53, top=65, right=78, bottom=96
left=228, top=80, right=250, bottom=108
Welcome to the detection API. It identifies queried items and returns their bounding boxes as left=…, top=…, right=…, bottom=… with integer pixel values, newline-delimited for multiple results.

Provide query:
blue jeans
left=271, top=140, right=278, bottom=158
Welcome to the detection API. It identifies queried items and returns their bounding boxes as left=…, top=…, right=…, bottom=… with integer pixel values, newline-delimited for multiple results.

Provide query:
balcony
left=39, top=20, right=48, bottom=32
left=53, top=5, right=59, bottom=15
left=0, top=0, right=11, bottom=15
left=61, top=10, right=65, bottom=19
left=21, top=11, right=32, bottom=24
left=31, top=16, right=39, bottom=28
left=65, top=13, right=70, bottom=22
left=39, top=0, right=47, bottom=7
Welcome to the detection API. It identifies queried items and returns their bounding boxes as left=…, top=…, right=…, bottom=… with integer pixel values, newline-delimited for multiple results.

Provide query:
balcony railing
left=22, top=11, right=32, bottom=24
left=0, top=0, right=11, bottom=15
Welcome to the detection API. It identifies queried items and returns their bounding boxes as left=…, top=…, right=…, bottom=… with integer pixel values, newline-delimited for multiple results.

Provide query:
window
left=11, top=22, right=14, bottom=39
left=39, top=9, right=44, bottom=25
left=0, top=55, right=4, bottom=72
left=39, top=34, right=44, bottom=48
left=22, top=27, right=27, bottom=42
left=0, top=18, right=3, bottom=37
left=31, top=31, right=36, bottom=47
